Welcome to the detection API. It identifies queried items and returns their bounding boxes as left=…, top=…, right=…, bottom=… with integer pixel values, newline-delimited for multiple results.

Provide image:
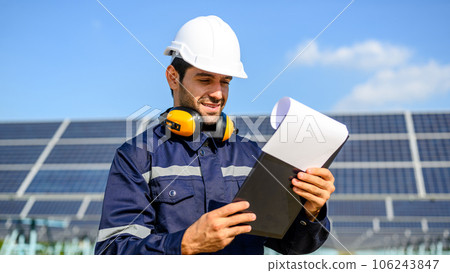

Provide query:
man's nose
left=207, top=82, right=224, bottom=100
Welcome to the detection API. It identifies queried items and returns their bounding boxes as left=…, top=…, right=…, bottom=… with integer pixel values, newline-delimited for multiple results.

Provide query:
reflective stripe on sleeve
left=97, top=224, right=152, bottom=242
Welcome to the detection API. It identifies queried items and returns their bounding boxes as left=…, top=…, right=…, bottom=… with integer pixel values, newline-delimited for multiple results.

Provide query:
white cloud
left=290, top=39, right=450, bottom=111
left=333, top=61, right=450, bottom=111
left=295, top=40, right=412, bottom=70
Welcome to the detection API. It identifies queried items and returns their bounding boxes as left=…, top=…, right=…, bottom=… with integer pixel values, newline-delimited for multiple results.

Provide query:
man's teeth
left=203, top=103, right=219, bottom=108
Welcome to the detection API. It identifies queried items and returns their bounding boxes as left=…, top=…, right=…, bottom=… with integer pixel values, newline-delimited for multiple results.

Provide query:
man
left=95, top=15, right=335, bottom=255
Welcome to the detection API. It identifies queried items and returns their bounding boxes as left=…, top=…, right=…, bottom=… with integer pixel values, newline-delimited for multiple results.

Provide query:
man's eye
left=199, top=79, right=210, bottom=83
left=221, top=81, right=230, bottom=85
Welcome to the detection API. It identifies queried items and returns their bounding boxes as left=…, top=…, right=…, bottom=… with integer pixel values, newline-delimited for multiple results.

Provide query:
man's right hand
left=181, top=201, right=256, bottom=255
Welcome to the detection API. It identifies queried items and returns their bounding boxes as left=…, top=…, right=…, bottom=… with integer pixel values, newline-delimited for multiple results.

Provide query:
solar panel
left=393, top=200, right=450, bottom=217
left=0, top=122, right=60, bottom=139
left=44, top=144, right=118, bottom=164
left=331, top=221, right=373, bottom=229
left=423, top=168, right=450, bottom=194
left=0, top=200, right=27, bottom=215
left=0, top=170, right=29, bottom=193
left=335, top=140, right=412, bottom=162
left=328, top=200, right=386, bottom=216
left=85, top=201, right=103, bottom=215
left=413, top=113, right=450, bottom=133
left=69, top=219, right=100, bottom=228
left=330, top=114, right=407, bottom=134
left=28, top=201, right=82, bottom=216
left=332, top=168, right=417, bottom=194
left=26, top=170, right=109, bottom=193
left=428, top=222, right=450, bottom=229
left=0, top=145, right=46, bottom=164
left=61, top=121, right=126, bottom=138
left=379, top=222, right=422, bottom=229
left=417, top=139, right=450, bottom=161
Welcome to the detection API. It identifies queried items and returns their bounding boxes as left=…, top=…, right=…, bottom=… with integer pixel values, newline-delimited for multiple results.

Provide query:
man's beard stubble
left=178, top=85, right=224, bottom=125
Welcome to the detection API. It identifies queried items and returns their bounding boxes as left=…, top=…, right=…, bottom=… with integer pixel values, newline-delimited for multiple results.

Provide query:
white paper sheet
left=262, top=97, right=349, bottom=171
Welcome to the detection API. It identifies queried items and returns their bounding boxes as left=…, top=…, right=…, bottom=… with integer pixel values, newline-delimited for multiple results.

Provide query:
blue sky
left=1, top=0, right=449, bottom=121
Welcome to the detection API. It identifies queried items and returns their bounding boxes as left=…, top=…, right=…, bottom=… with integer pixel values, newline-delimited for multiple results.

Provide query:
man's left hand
left=291, top=168, right=335, bottom=222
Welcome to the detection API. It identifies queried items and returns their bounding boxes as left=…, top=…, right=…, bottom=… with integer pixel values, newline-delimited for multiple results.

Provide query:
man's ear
left=166, top=65, right=180, bottom=91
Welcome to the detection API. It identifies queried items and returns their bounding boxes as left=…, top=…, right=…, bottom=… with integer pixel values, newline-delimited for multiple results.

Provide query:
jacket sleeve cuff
left=297, top=203, right=329, bottom=231
left=163, top=228, right=187, bottom=255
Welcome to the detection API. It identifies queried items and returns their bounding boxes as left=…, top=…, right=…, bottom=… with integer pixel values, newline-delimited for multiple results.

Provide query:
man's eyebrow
left=194, top=73, right=215, bottom=78
left=194, top=73, right=233, bottom=80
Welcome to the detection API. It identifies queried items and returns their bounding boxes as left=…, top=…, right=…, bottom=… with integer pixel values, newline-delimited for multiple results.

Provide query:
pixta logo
left=125, top=106, right=169, bottom=152
left=125, top=106, right=326, bottom=151
left=276, top=115, right=326, bottom=143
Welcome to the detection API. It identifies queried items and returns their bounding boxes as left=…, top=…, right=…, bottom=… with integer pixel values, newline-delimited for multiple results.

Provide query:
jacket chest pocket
left=149, top=177, right=197, bottom=233
left=223, top=176, right=247, bottom=203
left=150, top=177, right=195, bottom=204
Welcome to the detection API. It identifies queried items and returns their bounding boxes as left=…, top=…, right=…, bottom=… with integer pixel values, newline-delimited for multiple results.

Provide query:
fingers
left=292, top=185, right=327, bottom=207
left=292, top=178, right=329, bottom=199
left=226, top=224, right=252, bottom=238
left=227, top=212, right=256, bottom=227
left=300, top=168, right=335, bottom=183
left=213, top=201, right=250, bottom=217
left=295, top=168, right=335, bottom=192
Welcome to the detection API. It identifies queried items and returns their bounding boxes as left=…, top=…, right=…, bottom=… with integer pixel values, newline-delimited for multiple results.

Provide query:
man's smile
left=199, top=101, right=221, bottom=113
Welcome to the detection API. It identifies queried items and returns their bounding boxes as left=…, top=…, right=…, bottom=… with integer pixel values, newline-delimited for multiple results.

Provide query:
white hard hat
left=164, top=15, right=247, bottom=79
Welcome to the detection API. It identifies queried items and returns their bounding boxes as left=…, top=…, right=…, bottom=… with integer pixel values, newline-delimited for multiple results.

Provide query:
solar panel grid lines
left=422, top=168, right=450, bottom=193
left=0, top=170, right=29, bottom=193
left=379, top=221, right=423, bottom=229
left=15, top=120, right=71, bottom=197
left=428, top=222, right=450, bottom=229
left=393, top=200, right=450, bottom=217
left=330, top=114, right=407, bottom=134
left=28, top=200, right=82, bottom=216
left=61, top=121, right=127, bottom=138
left=85, top=201, right=103, bottom=215
left=0, top=200, right=27, bottom=215
left=413, top=113, right=450, bottom=133
left=25, top=169, right=109, bottom=193
left=0, top=146, right=47, bottom=164
left=331, top=168, right=417, bottom=194
left=417, top=139, right=450, bottom=161
left=0, top=122, right=61, bottom=139
left=44, top=144, right=119, bottom=164
left=334, top=140, right=413, bottom=162
left=331, top=221, right=374, bottom=230
left=56, top=137, right=125, bottom=145
left=328, top=200, right=387, bottom=217
left=40, top=163, right=111, bottom=170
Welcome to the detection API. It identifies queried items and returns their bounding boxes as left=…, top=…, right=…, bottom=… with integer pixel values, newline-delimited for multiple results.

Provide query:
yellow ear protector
left=164, top=107, right=236, bottom=142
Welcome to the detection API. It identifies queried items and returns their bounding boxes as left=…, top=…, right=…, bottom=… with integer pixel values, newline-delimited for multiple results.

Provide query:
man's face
left=172, top=66, right=232, bottom=124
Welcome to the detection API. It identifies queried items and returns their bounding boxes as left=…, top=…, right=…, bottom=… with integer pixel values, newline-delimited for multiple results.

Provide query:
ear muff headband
left=164, top=107, right=235, bottom=141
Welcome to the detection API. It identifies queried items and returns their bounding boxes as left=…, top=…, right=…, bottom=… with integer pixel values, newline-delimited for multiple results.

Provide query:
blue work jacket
left=95, top=123, right=330, bottom=255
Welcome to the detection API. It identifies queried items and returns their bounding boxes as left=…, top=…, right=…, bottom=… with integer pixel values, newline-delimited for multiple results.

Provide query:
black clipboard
left=232, top=135, right=348, bottom=239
